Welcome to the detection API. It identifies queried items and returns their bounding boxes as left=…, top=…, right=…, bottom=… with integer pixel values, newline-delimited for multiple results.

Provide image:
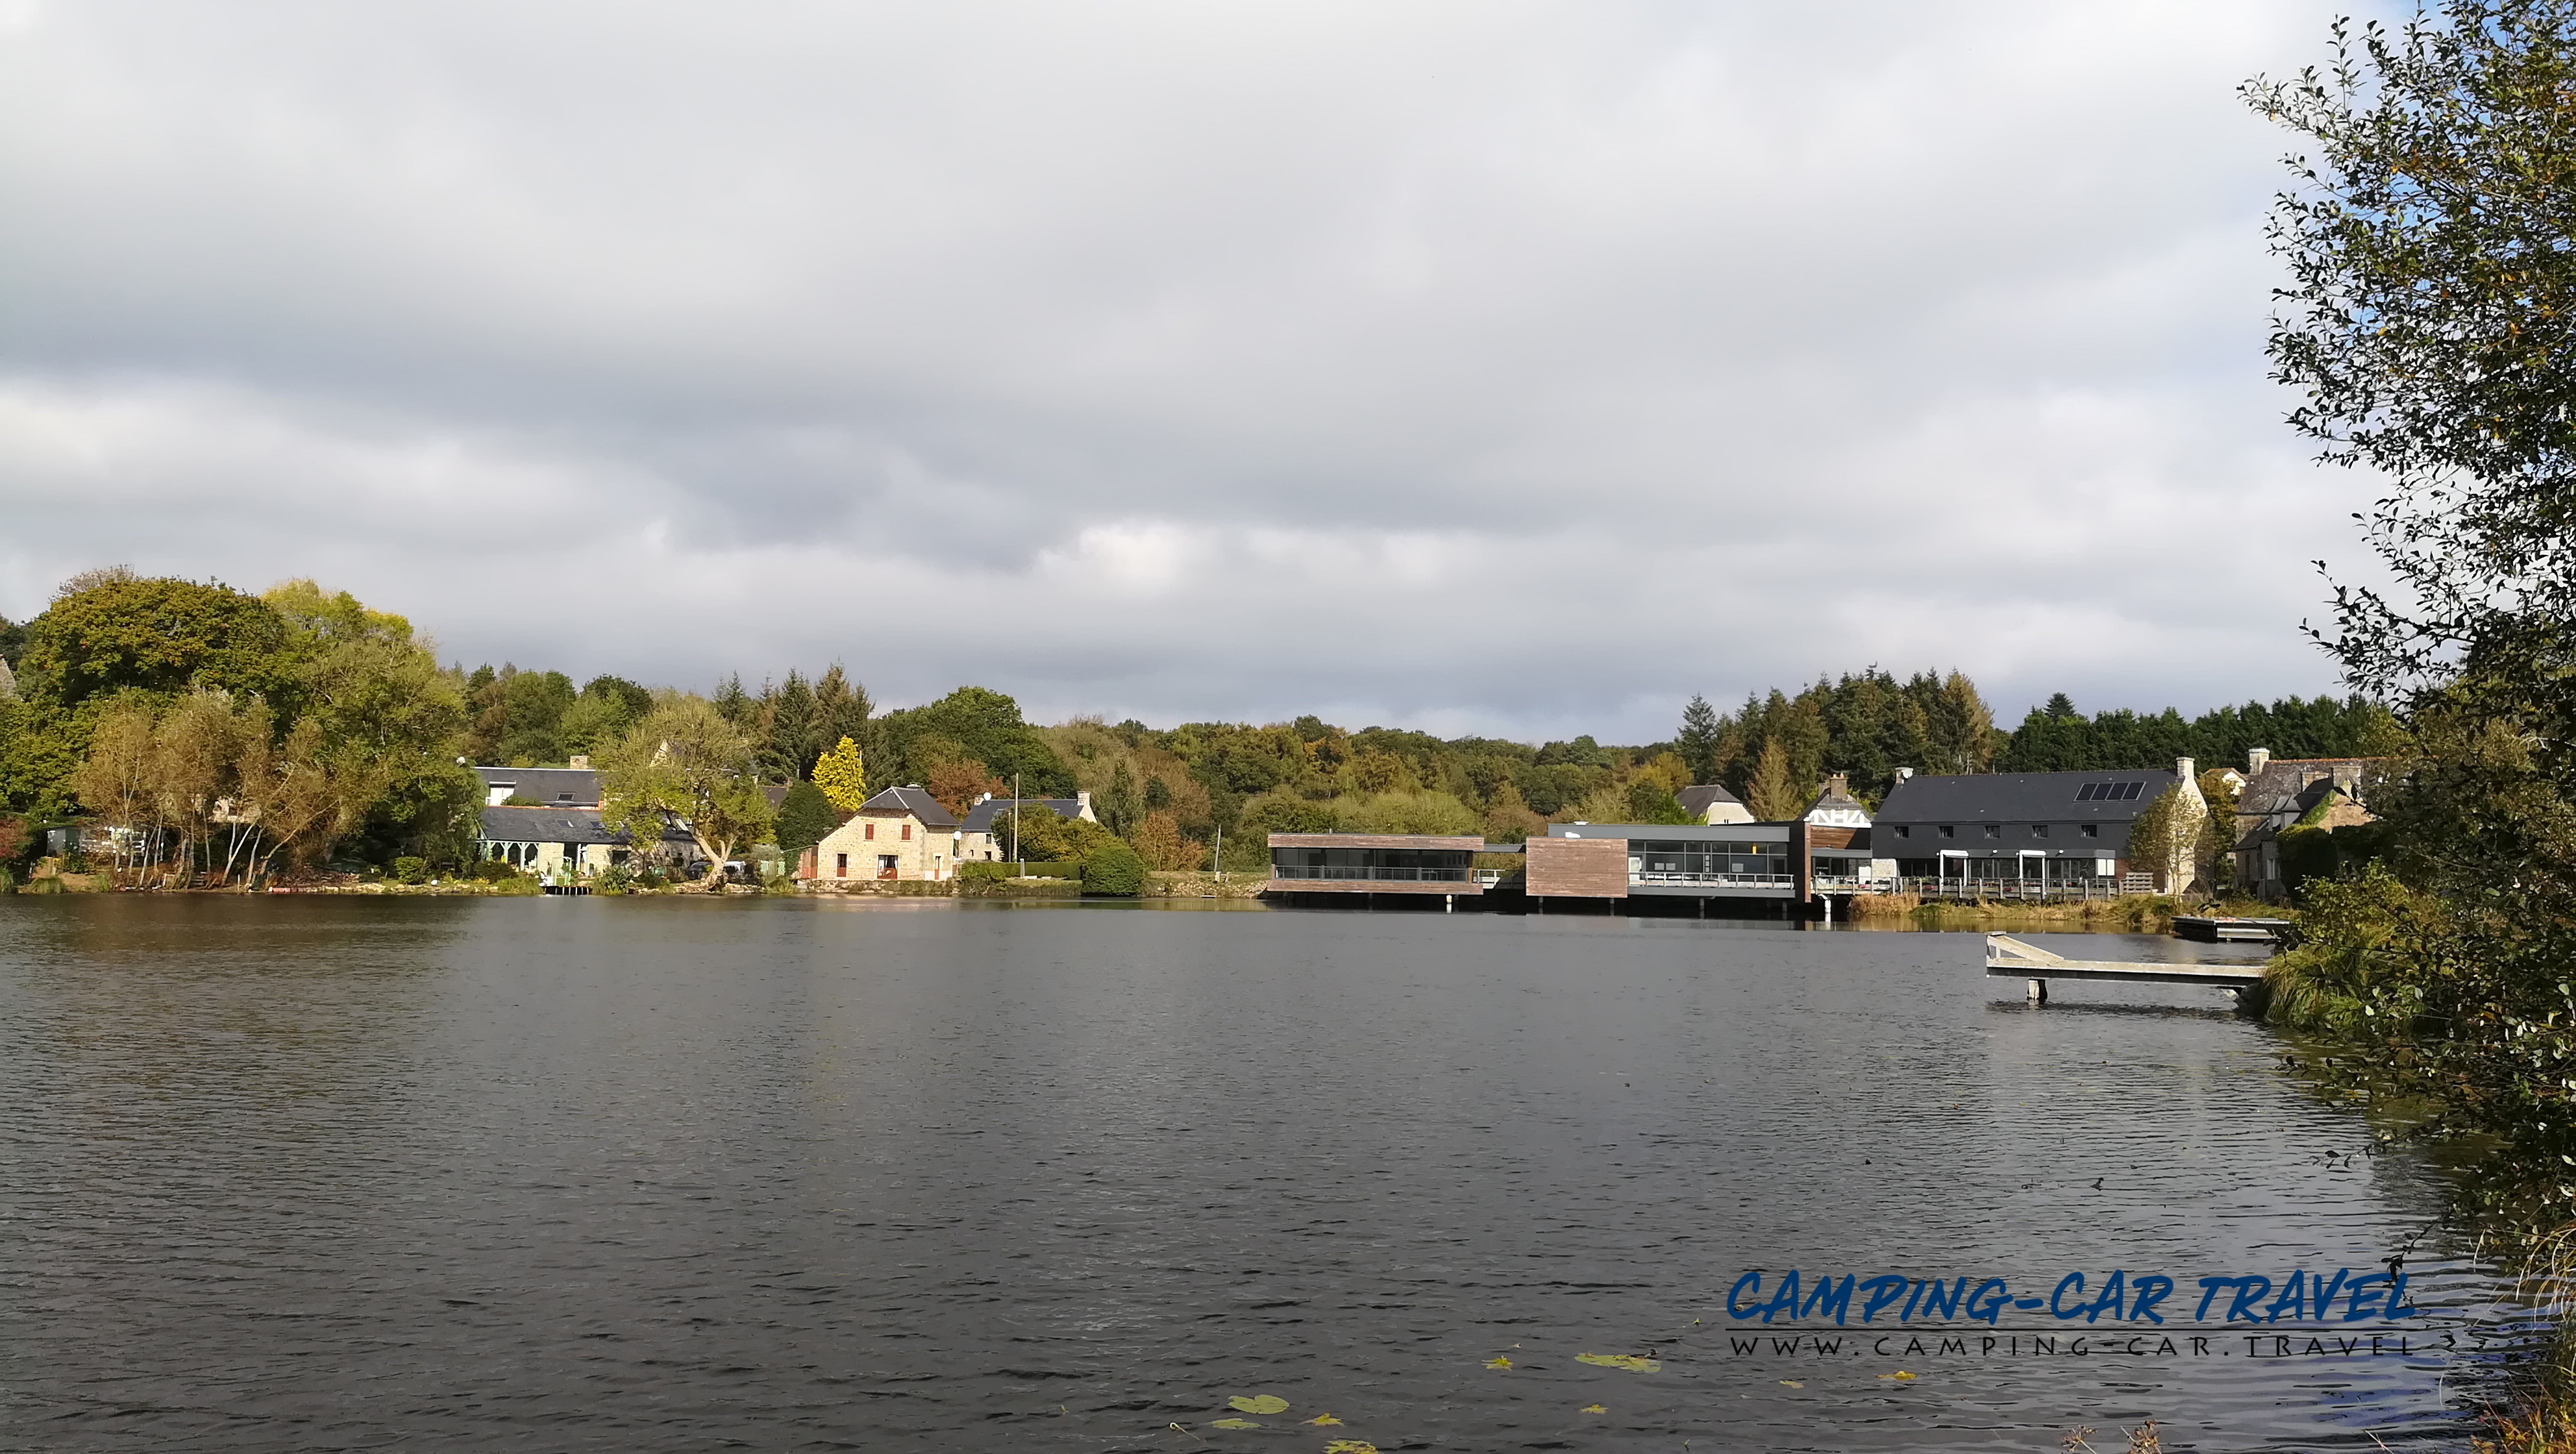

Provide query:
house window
left=2081, top=824, right=2098, bottom=839
left=1982, top=824, right=2000, bottom=839
left=1892, top=826, right=1911, bottom=839
left=835, top=852, right=847, bottom=878
left=2031, top=824, right=2048, bottom=839
left=1938, top=826, right=1955, bottom=839
left=901, top=822, right=912, bottom=841
left=865, top=822, right=876, bottom=841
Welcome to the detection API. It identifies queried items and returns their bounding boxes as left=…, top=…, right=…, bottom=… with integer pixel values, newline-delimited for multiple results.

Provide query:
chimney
left=1824, top=772, right=1850, bottom=798
left=568, top=754, right=589, bottom=770
left=1894, top=767, right=1915, bottom=782
left=2248, top=748, right=2271, bottom=776
left=2176, top=756, right=2194, bottom=783
left=1076, top=789, right=1092, bottom=815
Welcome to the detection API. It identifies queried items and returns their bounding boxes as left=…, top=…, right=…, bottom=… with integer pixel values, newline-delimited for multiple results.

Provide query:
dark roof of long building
left=858, top=785, right=957, bottom=828
left=959, top=797, right=1084, bottom=833
left=473, top=766, right=601, bottom=806
left=1876, top=770, right=2180, bottom=824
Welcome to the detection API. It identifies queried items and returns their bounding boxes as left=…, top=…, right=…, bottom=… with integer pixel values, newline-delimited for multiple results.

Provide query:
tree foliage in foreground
left=598, top=696, right=776, bottom=885
left=2251, top=0, right=2576, bottom=1226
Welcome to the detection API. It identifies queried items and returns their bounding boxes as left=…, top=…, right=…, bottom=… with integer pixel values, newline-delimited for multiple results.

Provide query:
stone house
left=956, top=793, right=1096, bottom=862
left=802, top=785, right=960, bottom=883
left=2233, top=749, right=2388, bottom=899
left=477, top=804, right=702, bottom=879
left=1676, top=784, right=1755, bottom=825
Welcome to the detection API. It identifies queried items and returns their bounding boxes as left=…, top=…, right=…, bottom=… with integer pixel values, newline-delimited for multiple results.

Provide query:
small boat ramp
left=1985, top=932, right=2268, bottom=1005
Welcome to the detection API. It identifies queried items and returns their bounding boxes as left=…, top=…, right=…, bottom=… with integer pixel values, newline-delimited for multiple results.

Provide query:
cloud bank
left=0, top=0, right=2394, bottom=739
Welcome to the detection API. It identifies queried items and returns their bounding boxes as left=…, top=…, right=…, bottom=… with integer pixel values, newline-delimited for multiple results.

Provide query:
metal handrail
left=1269, top=865, right=1476, bottom=882
left=1630, top=871, right=1795, bottom=887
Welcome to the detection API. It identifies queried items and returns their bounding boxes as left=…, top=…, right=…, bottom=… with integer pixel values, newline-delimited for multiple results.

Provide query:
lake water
left=0, top=897, right=2514, bottom=1451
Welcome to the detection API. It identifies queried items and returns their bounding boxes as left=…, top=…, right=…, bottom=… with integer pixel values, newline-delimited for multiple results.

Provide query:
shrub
left=1082, top=843, right=1146, bottom=897
left=958, top=861, right=1010, bottom=882
left=390, top=857, right=428, bottom=885
left=469, top=858, right=519, bottom=883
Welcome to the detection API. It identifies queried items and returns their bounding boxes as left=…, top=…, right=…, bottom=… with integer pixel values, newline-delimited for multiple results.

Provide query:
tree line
left=0, top=570, right=2388, bottom=885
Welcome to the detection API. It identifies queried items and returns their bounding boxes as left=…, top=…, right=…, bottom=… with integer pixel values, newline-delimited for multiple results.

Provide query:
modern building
left=802, top=785, right=961, bottom=882
left=1265, top=833, right=1487, bottom=898
left=1872, top=762, right=2192, bottom=894
left=958, top=793, right=1096, bottom=862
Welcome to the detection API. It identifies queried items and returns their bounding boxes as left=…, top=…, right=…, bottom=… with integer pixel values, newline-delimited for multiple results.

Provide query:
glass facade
left=1629, top=839, right=1790, bottom=883
left=1270, top=847, right=1474, bottom=882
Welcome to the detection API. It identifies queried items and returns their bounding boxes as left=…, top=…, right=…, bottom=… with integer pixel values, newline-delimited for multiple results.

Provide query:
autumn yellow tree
left=813, top=735, right=867, bottom=813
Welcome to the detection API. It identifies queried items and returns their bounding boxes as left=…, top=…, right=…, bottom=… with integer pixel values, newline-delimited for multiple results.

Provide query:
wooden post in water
left=2027, top=978, right=2047, bottom=1004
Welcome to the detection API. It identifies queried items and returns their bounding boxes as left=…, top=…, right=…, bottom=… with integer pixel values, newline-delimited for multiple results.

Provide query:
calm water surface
left=0, top=898, right=2509, bottom=1451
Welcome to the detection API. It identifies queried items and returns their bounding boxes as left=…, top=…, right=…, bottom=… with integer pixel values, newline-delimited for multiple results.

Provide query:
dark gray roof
left=479, top=806, right=626, bottom=844
left=1876, top=770, right=2179, bottom=825
left=1676, top=784, right=1742, bottom=817
left=474, top=766, right=601, bottom=806
left=959, top=797, right=1083, bottom=833
left=859, top=785, right=957, bottom=828
left=1548, top=822, right=1793, bottom=842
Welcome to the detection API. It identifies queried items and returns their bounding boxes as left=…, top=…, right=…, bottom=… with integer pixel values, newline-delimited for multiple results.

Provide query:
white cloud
left=0, top=0, right=2398, bottom=739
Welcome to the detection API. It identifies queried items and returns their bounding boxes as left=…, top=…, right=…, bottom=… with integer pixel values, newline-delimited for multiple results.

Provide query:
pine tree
left=1745, top=739, right=1799, bottom=820
left=1100, top=759, right=1142, bottom=837
left=1676, top=693, right=1722, bottom=784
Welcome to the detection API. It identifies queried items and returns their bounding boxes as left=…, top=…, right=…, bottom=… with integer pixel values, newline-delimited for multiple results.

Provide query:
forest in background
left=0, top=572, right=2391, bottom=876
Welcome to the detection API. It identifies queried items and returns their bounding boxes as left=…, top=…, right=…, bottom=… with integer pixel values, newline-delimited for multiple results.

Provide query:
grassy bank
left=1844, top=893, right=2196, bottom=933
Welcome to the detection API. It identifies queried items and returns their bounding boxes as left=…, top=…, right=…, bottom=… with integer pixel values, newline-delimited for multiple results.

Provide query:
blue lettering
left=2225, top=1276, right=2275, bottom=1323
left=1966, top=1278, right=2011, bottom=1325
left=1761, top=1270, right=1803, bottom=1324
left=2384, top=1272, right=2418, bottom=1318
left=1802, top=1275, right=1855, bottom=1325
left=2265, top=1270, right=2309, bottom=1323
left=2130, top=1275, right=2173, bottom=1324
left=2082, top=1270, right=2129, bottom=1324
left=2194, top=1276, right=2236, bottom=1320
left=2312, top=1268, right=2351, bottom=1318
left=2341, top=1273, right=2386, bottom=1322
left=1918, top=1277, right=1964, bottom=1320
left=1857, top=1275, right=1909, bottom=1323
left=1728, top=1271, right=1763, bottom=1318
left=2049, top=1273, right=2088, bottom=1320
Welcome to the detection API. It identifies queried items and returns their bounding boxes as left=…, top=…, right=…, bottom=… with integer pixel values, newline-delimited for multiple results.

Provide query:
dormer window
left=1982, top=824, right=2000, bottom=839
left=2031, top=824, right=2048, bottom=839
left=1938, top=826, right=1955, bottom=839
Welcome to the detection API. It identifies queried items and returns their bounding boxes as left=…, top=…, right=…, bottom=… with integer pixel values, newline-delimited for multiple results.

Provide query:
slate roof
left=1676, top=784, right=1744, bottom=819
left=480, top=805, right=627, bottom=844
left=2238, top=758, right=2383, bottom=819
left=1874, top=769, right=2180, bottom=826
left=473, top=766, right=601, bottom=806
left=959, top=797, right=1084, bottom=833
left=858, top=785, right=957, bottom=828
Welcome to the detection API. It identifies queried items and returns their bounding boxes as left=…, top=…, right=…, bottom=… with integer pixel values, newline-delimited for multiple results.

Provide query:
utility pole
left=1014, top=771, right=1022, bottom=878
left=1212, top=824, right=1222, bottom=883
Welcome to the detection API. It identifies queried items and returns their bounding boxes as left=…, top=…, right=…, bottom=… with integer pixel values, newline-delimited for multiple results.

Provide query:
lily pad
left=1581, top=1403, right=1607, bottom=1414
left=1305, top=1413, right=1343, bottom=1425
left=1228, top=1395, right=1291, bottom=1414
left=1209, top=1417, right=1263, bottom=1429
left=1877, top=1370, right=1916, bottom=1382
left=1484, top=1355, right=1513, bottom=1370
left=1575, top=1352, right=1661, bottom=1373
left=1323, top=1442, right=1378, bottom=1454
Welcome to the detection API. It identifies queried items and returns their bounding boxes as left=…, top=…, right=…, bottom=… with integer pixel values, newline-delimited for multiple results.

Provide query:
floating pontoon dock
left=1985, top=933, right=2268, bottom=1004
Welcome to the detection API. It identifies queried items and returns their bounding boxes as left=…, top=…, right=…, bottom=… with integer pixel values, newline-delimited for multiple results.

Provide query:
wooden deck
left=1985, top=933, right=2266, bottom=1004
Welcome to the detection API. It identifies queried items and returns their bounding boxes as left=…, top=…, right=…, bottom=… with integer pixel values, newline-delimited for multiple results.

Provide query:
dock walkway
left=1985, top=933, right=2266, bottom=1004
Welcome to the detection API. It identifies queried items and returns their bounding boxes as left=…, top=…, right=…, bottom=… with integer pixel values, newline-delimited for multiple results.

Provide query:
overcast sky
left=0, top=1, right=2397, bottom=741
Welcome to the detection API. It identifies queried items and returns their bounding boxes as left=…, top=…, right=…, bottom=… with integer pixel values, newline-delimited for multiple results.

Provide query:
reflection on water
left=0, top=897, right=2510, bottom=1452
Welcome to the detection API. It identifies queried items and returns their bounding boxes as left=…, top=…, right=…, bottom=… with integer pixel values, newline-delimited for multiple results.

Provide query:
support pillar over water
left=2027, top=978, right=2048, bottom=1004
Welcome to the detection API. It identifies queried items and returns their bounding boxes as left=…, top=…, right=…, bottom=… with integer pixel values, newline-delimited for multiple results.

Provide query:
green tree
left=1081, top=841, right=1146, bottom=896
left=18, top=576, right=290, bottom=712
left=2244, top=0, right=2576, bottom=1224
left=1744, top=739, right=1799, bottom=820
left=1098, top=759, right=1142, bottom=835
left=1676, top=693, right=1723, bottom=784
left=598, top=695, right=775, bottom=885
left=773, top=778, right=841, bottom=856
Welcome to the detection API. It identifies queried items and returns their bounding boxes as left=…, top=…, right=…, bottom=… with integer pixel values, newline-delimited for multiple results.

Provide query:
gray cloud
left=0, top=0, right=2397, bottom=739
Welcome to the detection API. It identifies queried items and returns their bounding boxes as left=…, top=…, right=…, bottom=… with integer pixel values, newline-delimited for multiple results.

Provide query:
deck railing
left=1269, top=864, right=1476, bottom=883
left=1630, top=870, right=1796, bottom=889
left=1892, top=876, right=2129, bottom=902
